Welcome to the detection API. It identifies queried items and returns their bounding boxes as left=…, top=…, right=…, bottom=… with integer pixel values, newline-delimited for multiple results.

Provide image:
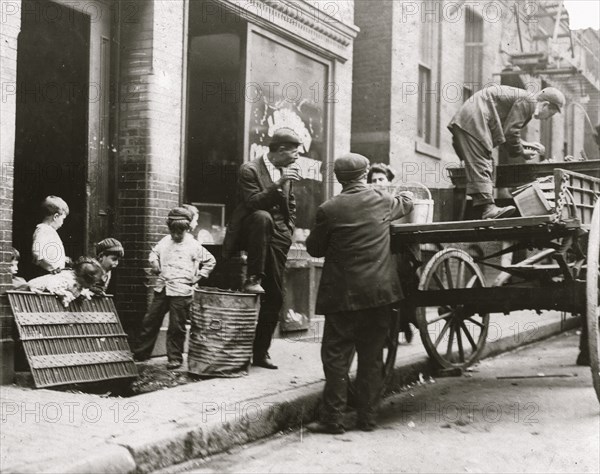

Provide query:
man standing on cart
left=449, top=85, right=565, bottom=219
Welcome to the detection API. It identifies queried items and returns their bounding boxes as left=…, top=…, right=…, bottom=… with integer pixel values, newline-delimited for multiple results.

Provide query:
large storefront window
left=246, top=31, right=329, bottom=230
left=185, top=2, right=332, bottom=235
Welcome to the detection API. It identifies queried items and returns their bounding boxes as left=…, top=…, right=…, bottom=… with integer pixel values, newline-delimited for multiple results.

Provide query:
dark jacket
left=223, top=156, right=296, bottom=258
left=306, top=183, right=413, bottom=314
left=448, top=85, right=536, bottom=157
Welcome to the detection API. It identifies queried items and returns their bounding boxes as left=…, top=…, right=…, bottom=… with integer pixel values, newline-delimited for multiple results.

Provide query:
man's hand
left=277, top=164, right=302, bottom=186
left=397, top=190, right=415, bottom=201
left=521, top=141, right=546, bottom=160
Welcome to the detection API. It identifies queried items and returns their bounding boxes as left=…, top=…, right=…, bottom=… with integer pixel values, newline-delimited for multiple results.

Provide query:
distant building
left=351, top=0, right=600, bottom=219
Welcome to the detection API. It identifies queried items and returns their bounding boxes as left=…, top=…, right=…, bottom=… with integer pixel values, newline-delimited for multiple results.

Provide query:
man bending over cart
left=449, top=85, right=565, bottom=219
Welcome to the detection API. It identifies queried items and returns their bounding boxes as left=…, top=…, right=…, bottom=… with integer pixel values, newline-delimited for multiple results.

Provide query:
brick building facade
left=0, top=0, right=358, bottom=383
left=352, top=0, right=599, bottom=220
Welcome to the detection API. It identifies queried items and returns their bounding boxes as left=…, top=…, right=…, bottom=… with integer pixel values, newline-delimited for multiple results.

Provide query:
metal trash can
left=188, top=287, right=260, bottom=377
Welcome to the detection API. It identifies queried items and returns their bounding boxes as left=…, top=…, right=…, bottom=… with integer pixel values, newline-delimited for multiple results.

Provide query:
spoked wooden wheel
left=416, top=248, right=490, bottom=369
left=586, top=200, right=600, bottom=403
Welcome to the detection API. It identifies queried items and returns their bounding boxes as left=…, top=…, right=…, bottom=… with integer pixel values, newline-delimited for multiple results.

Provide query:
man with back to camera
left=305, top=153, right=414, bottom=433
left=449, top=85, right=565, bottom=219
left=223, top=128, right=302, bottom=370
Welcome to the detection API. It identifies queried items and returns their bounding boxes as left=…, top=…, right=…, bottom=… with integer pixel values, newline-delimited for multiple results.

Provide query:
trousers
left=320, top=305, right=392, bottom=425
left=241, top=210, right=292, bottom=358
left=134, top=290, right=192, bottom=363
left=451, top=125, right=495, bottom=206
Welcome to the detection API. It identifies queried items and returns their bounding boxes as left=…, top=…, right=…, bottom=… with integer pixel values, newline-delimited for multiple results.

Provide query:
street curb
left=14, top=314, right=579, bottom=474
left=5, top=444, right=136, bottom=474
left=121, top=314, right=582, bottom=473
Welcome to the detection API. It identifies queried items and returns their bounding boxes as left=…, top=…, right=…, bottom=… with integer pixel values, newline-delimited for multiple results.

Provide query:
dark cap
left=334, top=153, right=370, bottom=182
left=95, top=238, right=124, bottom=257
left=167, top=207, right=193, bottom=223
left=270, top=128, right=302, bottom=147
left=537, top=87, right=565, bottom=112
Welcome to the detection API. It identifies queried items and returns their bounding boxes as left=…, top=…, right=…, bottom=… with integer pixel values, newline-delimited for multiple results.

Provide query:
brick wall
left=0, top=0, right=21, bottom=384
left=115, top=0, right=186, bottom=339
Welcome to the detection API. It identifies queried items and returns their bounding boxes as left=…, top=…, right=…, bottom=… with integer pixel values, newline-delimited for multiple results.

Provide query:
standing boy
left=134, top=207, right=216, bottom=369
left=95, top=238, right=124, bottom=293
left=32, top=195, right=70, bottom=275
left=306, top=153, right=413, bottom=434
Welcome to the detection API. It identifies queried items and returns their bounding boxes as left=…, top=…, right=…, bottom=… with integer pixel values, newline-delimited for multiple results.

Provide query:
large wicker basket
left=188, top=287, right=260, bottom=377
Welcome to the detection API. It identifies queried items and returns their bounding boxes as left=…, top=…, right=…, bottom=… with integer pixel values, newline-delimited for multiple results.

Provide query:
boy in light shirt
left=133, top=207, right=216, bottom=369
left=32, top=195, right=70, bottom=275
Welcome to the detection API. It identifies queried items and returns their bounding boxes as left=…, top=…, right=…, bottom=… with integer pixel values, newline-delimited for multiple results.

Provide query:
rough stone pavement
left=0, top=310, right=580, bottom=473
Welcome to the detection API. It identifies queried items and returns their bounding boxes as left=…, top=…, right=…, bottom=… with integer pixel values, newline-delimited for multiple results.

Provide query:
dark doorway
left=13, top=0, right=89, bottom=279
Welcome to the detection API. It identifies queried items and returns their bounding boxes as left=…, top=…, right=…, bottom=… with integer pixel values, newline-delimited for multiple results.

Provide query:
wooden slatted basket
left=8, top=291, right=138, bottom=388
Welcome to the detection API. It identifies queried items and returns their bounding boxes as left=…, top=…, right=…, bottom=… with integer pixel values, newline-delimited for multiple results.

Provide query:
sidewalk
left=1, top=310, right=581, bottom=473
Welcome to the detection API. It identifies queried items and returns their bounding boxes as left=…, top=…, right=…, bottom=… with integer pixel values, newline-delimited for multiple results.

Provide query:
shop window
left=464, top=8, right=484, bottom=100
left=185, top=2, right=332, bottom=232
left=246, top=30, right=330, bottom=229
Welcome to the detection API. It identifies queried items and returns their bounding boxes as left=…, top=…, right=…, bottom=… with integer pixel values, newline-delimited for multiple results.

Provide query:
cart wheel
left=586, top=200, right=600, bottom=403
left=416, top=248, right=490, bottom=369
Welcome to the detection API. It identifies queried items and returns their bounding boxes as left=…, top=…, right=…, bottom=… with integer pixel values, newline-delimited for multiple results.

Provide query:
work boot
left=480, top=204, right=517, bottom=219
left=243, top=275, right=265, bottom=293
left=252, top=353, right=278, bottom=369
left=306, top=421, right=345, bottom=434
left=356, top=419, right=378, bottom=432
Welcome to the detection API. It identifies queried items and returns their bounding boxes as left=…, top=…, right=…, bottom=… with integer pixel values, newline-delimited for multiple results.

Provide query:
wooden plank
left=29, top=351, right=133, bottom=369
left=13, top=312, right=119, bottom=325
left=448, top=160, right=600, bottom=189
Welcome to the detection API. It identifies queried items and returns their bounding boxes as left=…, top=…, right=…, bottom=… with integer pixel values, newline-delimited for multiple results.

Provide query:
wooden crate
left=512, top=178, right=555, bottom=216
left=8, top=292, right=137, bottom=388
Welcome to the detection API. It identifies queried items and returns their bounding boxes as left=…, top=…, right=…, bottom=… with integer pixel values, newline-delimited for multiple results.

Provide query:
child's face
left=190, top=214, right=199, bottom=231
left=53, top=212, right=67, bottom=229
left=170, top=229, right=186, bottom=243
left=98, top=254, right=119, bottom=272
left=10, top=258, right=18, bottom=276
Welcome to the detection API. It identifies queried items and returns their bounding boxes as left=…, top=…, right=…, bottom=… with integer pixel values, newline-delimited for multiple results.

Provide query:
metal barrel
left=188, top=287, right=260, bottom=377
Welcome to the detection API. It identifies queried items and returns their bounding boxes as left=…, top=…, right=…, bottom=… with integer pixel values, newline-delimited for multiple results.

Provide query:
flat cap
left=95, top=238, right=124, bottom=257
left=270, top=128, right=302, bottom=147
left=537, top=87, right=565, bottom=112
left=167, top=206, right=193, bottom=222
left=334, top=153, right=370, bottom=181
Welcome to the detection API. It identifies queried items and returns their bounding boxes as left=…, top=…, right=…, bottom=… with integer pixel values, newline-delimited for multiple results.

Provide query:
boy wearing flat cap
left=223, top=127, right=302, bottom=370
left=134, top=207, right=216, bottom=369
left=306, top=153, right=414, bottom=434
left=95, top=237, right=124, bottom=293
left=449, top=85, right=565, bottom=219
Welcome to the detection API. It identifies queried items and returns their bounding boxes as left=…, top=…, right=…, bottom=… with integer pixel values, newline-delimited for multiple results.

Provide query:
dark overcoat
left=306, top=182, right=413, bottom=314
left=223, top=156, right=296, bottom=259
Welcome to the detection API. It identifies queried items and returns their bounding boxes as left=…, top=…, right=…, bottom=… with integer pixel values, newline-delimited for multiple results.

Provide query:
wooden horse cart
left=387, top=168, right=600, bottom=402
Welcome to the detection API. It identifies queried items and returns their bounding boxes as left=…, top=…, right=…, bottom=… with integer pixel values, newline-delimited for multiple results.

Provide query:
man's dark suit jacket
left=223, top=156, right=296, bottom=259
left=306, top=182, right=413, bottom=315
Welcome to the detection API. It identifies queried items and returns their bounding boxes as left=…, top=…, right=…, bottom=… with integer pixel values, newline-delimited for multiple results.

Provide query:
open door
left=13, top=0, right=114, bottom=277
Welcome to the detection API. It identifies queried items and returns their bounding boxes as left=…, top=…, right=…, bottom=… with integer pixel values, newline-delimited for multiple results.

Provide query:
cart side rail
left=554, top=168, right=600, bottom=228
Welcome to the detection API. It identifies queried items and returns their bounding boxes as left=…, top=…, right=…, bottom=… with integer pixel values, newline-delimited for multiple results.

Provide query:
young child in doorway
left=10, top=247, right=28, bottom=290
left=133, top=206, right=217, bottom=370
left=95, top=238, right=124, bottom=293
left=28, top=257, right=105, bottom=307
left=32, top=195, right=70, bottom=276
